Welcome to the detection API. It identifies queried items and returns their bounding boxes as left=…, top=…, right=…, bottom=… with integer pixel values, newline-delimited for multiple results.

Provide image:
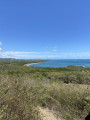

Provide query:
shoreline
left=24, top=61, right=46, bottom=67
left=24, top=60, right=89, bottom=68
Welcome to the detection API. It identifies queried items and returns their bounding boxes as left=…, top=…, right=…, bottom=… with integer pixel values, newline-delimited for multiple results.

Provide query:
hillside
left=0, top=59, right=90, bottom=120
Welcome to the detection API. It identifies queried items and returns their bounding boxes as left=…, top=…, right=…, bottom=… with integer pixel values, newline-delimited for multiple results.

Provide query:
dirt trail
left=39, top=107, right=65, bottom=120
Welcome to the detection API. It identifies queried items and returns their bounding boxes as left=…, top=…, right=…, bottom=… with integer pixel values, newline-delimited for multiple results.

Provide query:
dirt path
left=39, top=107, right=65, bottom=120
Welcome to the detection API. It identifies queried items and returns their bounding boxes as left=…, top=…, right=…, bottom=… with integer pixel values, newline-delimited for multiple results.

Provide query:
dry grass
left=0, top=60, right=90, bottom=120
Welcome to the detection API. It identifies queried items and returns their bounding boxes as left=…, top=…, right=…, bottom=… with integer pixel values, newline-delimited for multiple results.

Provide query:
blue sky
left=0, top=0, right=90, bottom=59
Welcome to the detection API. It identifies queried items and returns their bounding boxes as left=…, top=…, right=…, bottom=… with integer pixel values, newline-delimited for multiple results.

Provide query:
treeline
left=0, top=58, right=46, bottom=65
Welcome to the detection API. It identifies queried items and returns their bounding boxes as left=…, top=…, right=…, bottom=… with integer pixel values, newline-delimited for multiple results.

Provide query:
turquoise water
left=29, top=59, right=90, bottom=68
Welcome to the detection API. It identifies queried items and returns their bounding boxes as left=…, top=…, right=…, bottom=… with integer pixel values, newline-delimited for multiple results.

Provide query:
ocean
left=29, top=59, right=90, bottom=68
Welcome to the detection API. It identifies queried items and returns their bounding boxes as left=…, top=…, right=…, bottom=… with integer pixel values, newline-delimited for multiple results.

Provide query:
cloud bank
left=0, top=41, right=89, bottom=59
left=0, top=51, right=52, bottom=59
left=0, top=51, right=90, bottom=59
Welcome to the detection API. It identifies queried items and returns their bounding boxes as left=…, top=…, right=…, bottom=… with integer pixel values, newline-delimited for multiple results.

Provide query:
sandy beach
left=24, top=62, right=45, bottom=66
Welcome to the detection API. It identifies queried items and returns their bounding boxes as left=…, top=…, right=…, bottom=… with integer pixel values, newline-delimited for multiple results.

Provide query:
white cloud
left=53, top=49, right=57, bottom=52
left=0, top=48, right=2, bottom=51
left=0, top=42, right=2, bottom=45
left=53, top=46, right=57, bottom=48
left=0, top=51, right=52, bottom=59
left=0, top=51, right=90, bottom=59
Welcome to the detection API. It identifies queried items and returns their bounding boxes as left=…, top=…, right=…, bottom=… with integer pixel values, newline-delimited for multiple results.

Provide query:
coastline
left=24, top=61, right=46, bottom=67
left=24, top=59, right=90, bottom=68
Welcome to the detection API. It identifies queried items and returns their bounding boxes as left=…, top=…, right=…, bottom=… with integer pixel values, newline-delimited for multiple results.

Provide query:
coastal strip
left=24, top=61, right=46, bottom=67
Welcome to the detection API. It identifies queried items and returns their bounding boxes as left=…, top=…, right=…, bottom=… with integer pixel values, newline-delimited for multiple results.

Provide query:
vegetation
left=0, top=58, right=90, bottom=120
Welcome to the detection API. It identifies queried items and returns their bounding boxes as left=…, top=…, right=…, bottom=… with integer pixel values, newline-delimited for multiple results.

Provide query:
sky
left=0, top=0, right=90, bottom=59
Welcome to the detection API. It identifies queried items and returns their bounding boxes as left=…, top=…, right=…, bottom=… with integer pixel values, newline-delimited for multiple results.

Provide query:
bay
left=29, top=59, right=90, bottom=68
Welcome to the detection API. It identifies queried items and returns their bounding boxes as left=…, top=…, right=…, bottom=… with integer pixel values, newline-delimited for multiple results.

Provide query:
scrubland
left=0, top=59, right=90, bottom=120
